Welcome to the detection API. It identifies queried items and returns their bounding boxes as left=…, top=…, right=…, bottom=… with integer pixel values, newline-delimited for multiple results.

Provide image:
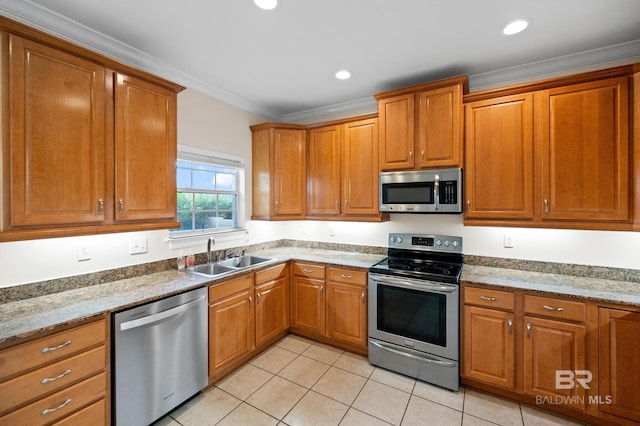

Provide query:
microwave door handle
left=434, top=174, right=440, bottom=211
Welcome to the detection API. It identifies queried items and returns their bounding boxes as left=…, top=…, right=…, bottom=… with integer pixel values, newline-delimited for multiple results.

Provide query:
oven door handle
left=369, top=340, right=457, bottom=368
left=369, top=274, right=458, bottom=293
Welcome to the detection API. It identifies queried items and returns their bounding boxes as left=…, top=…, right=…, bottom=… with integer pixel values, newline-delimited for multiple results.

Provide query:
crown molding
left=282, top=97, right=378, bottom=124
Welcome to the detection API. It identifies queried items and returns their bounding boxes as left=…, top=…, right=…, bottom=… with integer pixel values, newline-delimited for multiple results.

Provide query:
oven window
left=377, top=284, right=446, bottom=347
left=382, top=182, right=434, bottom=204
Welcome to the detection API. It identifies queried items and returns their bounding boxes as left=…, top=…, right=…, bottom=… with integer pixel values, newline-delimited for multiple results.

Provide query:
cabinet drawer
left=0, top=371, right=105, bottom=426
left=255, top=263, right=287, bottom=284
left=464, top=286, right=515, bottom=311
left=0, top=346, right=105, bottom=414
left=293, top=262, right=325, bottom=279
left=524, top=295, right=585, bottom=323
left=53, top=398, right=106, bottom=426
left=209, top=274, right=253, bottom=302
left=0, top=319, right=106, bottom=381
left=328, top=267, right=367, bottom=286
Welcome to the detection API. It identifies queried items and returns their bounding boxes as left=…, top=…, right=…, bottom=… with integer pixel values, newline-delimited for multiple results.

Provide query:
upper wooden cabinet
left=306, top=117, right=384, bottom=220
left=464, top=67, right=634, bottom=231
left=251, top=124, right=307, bottom=220
left=1, top=20, right=184, bottom=242
left=375, top=75, right=466, bottom=171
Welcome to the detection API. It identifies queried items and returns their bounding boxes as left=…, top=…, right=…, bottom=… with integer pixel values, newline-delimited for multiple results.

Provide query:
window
left=170, top=145, right=244, bottom=237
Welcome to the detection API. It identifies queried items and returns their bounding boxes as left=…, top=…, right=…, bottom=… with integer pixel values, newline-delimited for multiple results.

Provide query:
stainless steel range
left=368, top=233, right=463, bottom=391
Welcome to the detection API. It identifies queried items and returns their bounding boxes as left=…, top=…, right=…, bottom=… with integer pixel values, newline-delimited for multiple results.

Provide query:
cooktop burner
left=369, top=233, right=464, bottom=284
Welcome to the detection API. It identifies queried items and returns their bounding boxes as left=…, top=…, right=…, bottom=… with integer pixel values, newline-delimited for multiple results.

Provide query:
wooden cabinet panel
left=416, top=84, right=462, bottom=168
left=273, top=129, right=306, bottom=217
left=599, top=308, right=640, bottom=422
left=463, top=305, right=516, bottom=389
left=291, top=277, right=326, bottom=335
left=464, top=93, right=534, bottom=220
left=292, top=262, right=325, bottom=280
left=463, top=286, right=516, bottom=311
left=342, top=118, right=380, bottom=216
left=538, top=77, right=630, bottom=222
left=307, top=126, right=341, bottom=215
left=255, top=277, right=288, bottom=348
left=326, top=282, right=367, bottom=346
left=53, top=398, right=106, bottom=426
left=523, top=316, right=587, bottom=410
left=208, top=289, right=255, bottom=376
left=7, top=34, right=106, bottom=227
left=114, top=72, right=177, bottom=221
left=378, top=94, right=415, bottom=170
left=523, top=295, right=585, bottom=323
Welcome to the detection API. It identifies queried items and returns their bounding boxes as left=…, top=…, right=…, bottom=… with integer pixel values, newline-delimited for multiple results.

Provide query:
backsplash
left=1, top=239, right=638, bottom=304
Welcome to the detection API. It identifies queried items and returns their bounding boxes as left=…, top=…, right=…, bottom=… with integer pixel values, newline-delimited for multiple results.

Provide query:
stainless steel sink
left=187, top=263, right=235, bottom=278
left=218, top=255, right=274, bottom=269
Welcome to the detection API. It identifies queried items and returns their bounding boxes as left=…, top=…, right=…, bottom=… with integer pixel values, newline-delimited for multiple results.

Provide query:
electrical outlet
left=77, top=244, right=90, bottom=261
left=329, top=227, right=336, bottom=237
left=129, top=237, right=148, bottom=255
left=504, top=234, right=514, bottom=248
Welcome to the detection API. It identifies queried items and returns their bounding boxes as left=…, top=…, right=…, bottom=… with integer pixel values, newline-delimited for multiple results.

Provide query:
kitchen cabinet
left=208, top=274, right=255, bottom=378
left=1, top=23, right=184, bottom=242
left=375, top=75, right=466, bottom=171
left=0, top=317, right=109, bottom=425
left=463, top=286, right=589, bottom=413
left=464, top=67, right=633, bottom=230
left=290, top=262, right=368, bottom=352
left=598, top=307, right=640, bottom=423
left=251, top=124, right=307, bottom=220
left=306, top=117, right=384, bottom=220
left=254, top=263, right=289, bottom=348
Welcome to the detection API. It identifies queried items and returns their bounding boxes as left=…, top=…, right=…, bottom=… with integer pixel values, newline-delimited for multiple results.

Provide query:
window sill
left=167, top=228, right=248, bottom=250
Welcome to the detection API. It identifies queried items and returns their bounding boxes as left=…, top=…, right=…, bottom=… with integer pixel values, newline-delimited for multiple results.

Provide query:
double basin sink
left=187, top=255, right=275, bottom=278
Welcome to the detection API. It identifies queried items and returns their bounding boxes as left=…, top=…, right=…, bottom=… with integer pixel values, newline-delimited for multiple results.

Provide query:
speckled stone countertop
left=0, top=247, right=385, bottom=345
left=462, top=264, right=640, bottom=306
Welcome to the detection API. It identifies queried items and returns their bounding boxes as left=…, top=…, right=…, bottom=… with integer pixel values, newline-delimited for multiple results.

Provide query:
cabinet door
left=114, top=73, right=177, bottom=222
left=326, top=282, right=367, bottom=346
left=416, top=84, right=462, bottom=168
left=523, top=316, right=587, bottom=411
left=464, top=94, right=534, bottom=220
left=342, top=118, right=379, bottom=216
left=291, top=277, right=325, bottom=335
left=255, top=277, right=288, bottom=348
left=463, top=306, right=516, bottom=389
left=7, top=34, right=106, bottom=227
left=378, top=94, right=415, bottom=170
left=599, top=308, right=640, bottom=422
left=208, top=289, right=255, bottom=377
left=273, top=129, right=306, bottom=216
left=539, top=77, right=629, bottom=222
left=307, top=126, right=341, bottom=215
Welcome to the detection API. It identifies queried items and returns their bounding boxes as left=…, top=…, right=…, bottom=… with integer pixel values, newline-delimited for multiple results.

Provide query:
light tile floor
left=157, top=335, right=585, bottom=426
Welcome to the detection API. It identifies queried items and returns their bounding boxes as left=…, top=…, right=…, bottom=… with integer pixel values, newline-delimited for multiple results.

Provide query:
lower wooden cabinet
left=598, top=307, right=640, bottom=423
left=0, top=316, right=109, bottom=425
left=291, top=263, right=327, bottom=335
left=255, top=264, right=289, bottom=348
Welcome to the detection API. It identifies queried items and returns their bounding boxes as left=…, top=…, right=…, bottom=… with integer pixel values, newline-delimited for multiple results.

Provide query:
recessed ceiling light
left=335, top=70, right=352, bottom=80
left=503, top=19, right=530, bottom=35
left=254, top=0, right=278, bottom=10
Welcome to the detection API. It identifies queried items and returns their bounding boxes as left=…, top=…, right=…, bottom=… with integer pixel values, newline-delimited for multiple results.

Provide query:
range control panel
left=388, top=233, right=463, bottom=254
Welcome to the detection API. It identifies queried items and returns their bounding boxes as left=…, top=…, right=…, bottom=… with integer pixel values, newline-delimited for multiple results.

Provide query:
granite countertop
left=2, top=246, right=640, bottom=346
left=0, top=248, right=385, bottom=345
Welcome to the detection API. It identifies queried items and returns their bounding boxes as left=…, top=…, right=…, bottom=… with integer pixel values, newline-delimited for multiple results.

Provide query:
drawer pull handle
left=507, top=319, right=513, bottom=335
left=479, top=296, right=496, bottom=302
left=526, top=322, right=532, bottom=339
left=248, top=296, right=252, bottom=306
left=42, top=398, right=72, bottom=416
left=42, top=340, right=71, bottom=353
left=41, top=369, right=72, bottom=384
left=320, top=285, right=324, bottom=293
left=362, top=292, right=365, bottom=304
left=303, top=269, right=313, bottom=273
left=118, top=199, right=124, bottom=215
left=98, top=198, right=104, bottom=215
left=543, top=305, right=564, bottom=312
left=341, top=274, right=352, bottom=279
left=256, top=292, right=261, bottom=304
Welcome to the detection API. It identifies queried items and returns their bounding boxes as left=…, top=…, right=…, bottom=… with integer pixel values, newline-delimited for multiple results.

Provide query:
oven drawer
left=464, top=286, right=515, bottom=311
left=524, top=295, right=585, bottom=323
left=328, top=267, right=366, bottom=286
left=293, top=262, right=325, bottom=279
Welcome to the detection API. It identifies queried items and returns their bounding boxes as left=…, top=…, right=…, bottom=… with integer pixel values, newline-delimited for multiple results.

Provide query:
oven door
left=368, top=272, right=459, bottom=361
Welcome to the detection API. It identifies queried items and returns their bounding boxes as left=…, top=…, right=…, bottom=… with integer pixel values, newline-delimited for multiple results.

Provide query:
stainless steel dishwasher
left=113, top=287, right=208, bottom=425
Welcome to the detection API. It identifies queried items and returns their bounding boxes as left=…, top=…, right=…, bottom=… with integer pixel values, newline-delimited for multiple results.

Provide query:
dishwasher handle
left=120, top=295, right=206, bottom=331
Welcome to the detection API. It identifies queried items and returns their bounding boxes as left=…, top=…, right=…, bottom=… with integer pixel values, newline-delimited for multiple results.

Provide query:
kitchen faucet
left=207, top=237, right=215, bottom=264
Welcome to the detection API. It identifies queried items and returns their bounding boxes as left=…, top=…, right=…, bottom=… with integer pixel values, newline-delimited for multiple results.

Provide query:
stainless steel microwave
left=379, top=168, right=462, bottom=213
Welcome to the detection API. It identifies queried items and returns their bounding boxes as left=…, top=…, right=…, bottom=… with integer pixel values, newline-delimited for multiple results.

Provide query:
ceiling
left=2, top=0, right=640, bottom=122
